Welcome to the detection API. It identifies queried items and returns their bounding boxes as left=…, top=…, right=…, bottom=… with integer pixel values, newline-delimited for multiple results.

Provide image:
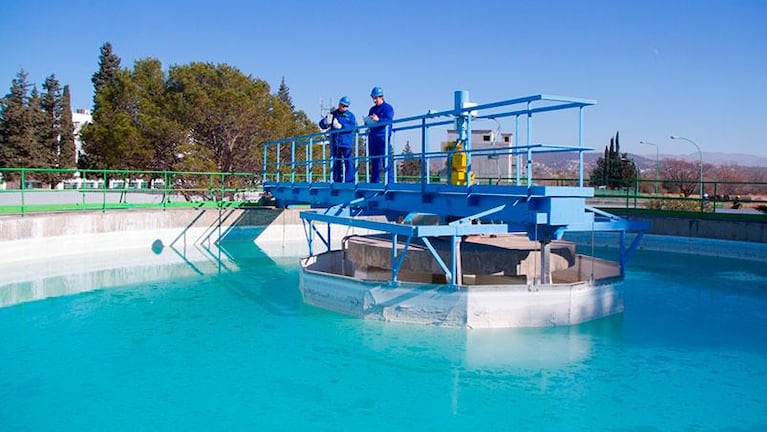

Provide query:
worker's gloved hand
left=332, top=118, right=343, bottom=129
left=324, top=113, right=333, bottom=126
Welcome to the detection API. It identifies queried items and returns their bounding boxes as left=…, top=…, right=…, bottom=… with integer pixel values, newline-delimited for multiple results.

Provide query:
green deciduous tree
left=131, top=58, right=183, bottom=172
left=167, top=63, right=318, bottom=176
left=75, top=42, right=319, bottom=195
left=167, top=62, right=271, bottom=173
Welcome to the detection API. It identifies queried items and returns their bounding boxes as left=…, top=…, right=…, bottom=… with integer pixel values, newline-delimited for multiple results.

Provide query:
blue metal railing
left=262, top=93, right=597, bottom=189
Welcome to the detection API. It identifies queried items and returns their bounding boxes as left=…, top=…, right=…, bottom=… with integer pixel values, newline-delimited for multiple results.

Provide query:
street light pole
left=639, top=141, right=660, bottom=194
left=669, top=135, right=703, bottom=209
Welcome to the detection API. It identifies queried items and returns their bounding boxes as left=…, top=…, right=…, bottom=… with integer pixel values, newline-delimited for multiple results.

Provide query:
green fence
left=0, top=167, right=264, bottom=215
left=1, top=167, right=765, bottom=216
left=528, top=176, right=767, bottom=214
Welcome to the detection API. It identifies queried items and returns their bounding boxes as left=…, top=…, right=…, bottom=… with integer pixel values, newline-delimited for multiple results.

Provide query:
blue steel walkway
left=262, top=91, right=646, bottom=285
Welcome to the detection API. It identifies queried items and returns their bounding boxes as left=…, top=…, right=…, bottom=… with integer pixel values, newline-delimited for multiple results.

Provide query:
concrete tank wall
left=0, top=208, right=285, bottom=264
left=1, top=208, right=764, bottom=264
left=624, top=213, right=767, bottom=243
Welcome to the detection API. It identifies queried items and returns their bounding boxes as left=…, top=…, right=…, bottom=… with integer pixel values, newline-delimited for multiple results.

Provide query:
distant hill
left=428, top=149, right=767, bottom=176
left=533, top=151, right=767, bottom=170
left=660, top=152, right=767, bottom=168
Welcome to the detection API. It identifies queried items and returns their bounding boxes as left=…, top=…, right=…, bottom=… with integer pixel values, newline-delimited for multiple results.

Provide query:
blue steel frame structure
left=263, top=92, right=647, bottom=287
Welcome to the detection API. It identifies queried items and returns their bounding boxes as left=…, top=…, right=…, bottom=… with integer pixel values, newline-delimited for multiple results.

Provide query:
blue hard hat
left=339, top=96, right=351, bottom=106
left=370, top=86, right=384, bottom=97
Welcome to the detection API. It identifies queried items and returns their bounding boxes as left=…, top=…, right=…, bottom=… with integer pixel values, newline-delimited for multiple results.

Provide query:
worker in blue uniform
left=319, top=96, right=357, bottom=183
left=366, top=86, right=394, bottom=183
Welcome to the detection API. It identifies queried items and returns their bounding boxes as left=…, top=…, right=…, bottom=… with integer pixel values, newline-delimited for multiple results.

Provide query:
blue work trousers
left=368, top=135, right=393, bottom=183
left=333, top=145, right=355, bottom=183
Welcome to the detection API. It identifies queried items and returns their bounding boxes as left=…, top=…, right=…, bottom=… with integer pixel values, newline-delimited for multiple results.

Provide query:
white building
left=72, top=108, right=92, bottom=164
left=445, top=129, right=515, bottom=182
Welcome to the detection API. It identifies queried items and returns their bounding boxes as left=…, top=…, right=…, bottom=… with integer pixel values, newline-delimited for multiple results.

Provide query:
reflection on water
left=356, top=313, right=623, bottom=371
left=0, top=232, right=621, bottom=370
left=0, top=238, right=308, bottom=313
left=0, top=241, right=252, bottom=308
left=0, top=237, right=766, bottom=431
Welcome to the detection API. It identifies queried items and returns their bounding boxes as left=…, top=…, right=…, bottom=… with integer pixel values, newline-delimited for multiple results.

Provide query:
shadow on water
left=0, top=218, right=301, bottom=312
left=215, top=240, right=305, bottom=316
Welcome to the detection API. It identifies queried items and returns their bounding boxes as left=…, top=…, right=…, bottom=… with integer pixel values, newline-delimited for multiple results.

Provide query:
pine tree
left=0, top=70, right=36, bottom=179
left=80, top=43, right=147, bottom=170
left=91, top=42, right=121, bottom=109
left=277, top=76, right=294, bottom=111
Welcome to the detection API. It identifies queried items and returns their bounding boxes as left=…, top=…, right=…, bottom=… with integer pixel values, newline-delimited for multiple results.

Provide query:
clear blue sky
left=2, top=0, right=765, bottom=158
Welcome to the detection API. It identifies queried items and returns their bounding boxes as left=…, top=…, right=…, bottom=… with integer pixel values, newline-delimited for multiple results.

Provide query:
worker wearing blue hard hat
left=367, top=86, right=394, bottom=183
left=319, top=96, right=357, bottom=182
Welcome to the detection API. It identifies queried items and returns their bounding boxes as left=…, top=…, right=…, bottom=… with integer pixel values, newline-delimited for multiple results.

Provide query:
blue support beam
left=262, top=91, right=648, bottom=282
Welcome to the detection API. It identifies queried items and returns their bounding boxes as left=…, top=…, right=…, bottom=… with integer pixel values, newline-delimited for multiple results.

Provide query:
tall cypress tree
left=59, top=85, right=76, bottom=169
left=28, top=86, right=49, bottom=169
left=40, top=75, right=62, bottom=172
left=590, top=131, right=636, bottom=189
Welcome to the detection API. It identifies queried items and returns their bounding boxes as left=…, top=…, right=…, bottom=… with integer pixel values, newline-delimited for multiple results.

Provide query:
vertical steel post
left=384, top=131, right=390, bottom=186
left=515, top=115, right=521, bottom=185
left=354, top=132, right=359, bottom=183
left=276, top=143, right=281, bottom=182
left=391, top=234, right=398, bottom=285
left=578, top=106, right=585, bottom=187
left=102, top=169, right=107, bottom=212
left=420, top=117, right=427, bottom=187
left=291, top=140, right=296, bottom=183
left=527, top=148, right=533, bottom=188
left=540, top=240, right=551, bottom=284
left=450, top=234, right=462, bottom=286
left=20, top=169, right=25, bottom=215
left=306, top=138, right=311, bottom=182
left=526, top=102, right=532, bottom=186
left=262, top=143, right=268, bottom=184
left=322, top=140, right=327, bottom=182
left=364, top=135, right=370, bottom=183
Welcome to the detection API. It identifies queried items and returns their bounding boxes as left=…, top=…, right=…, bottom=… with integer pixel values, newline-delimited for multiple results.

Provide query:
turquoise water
left=1, top=241, right=766, bottom=431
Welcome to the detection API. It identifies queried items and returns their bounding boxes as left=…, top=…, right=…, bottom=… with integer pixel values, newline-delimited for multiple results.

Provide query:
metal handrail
left=262, top=93, right=596, bottom=188
left=0, top=167, right=264, bottom=215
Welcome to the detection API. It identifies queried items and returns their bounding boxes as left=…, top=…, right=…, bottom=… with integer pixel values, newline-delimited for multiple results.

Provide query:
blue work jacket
left=368, top=101, right=394, bottom=138
left=319, top=109, right=357, bottom=148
